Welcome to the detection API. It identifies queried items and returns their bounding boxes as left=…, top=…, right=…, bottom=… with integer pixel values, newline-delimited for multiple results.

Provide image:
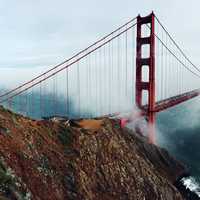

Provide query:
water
left=182, top=177, right=200, bottom=197
left=157, top=96, right=200, bottom=196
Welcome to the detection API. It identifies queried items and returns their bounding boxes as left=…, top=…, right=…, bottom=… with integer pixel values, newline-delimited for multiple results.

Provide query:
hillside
left=0, top=106, right=195, bottom=200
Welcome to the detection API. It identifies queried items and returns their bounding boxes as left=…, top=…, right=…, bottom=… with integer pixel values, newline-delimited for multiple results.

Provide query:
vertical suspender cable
left=99, top=48, right=102, bottom=116
left=66, top=67, right=69, bottom=116
left=125, top=27, right=128, bottom=98
left=117, top=33, right=120, bottom=111
left=77, top=60, right=80, bottom=117
left=39, top=82, right=41, bottom=118
left=88, top=54, right=91, bottom=118
left=161, top=29, right=164, bottom=100
left=108, top=41, right=111, bottom=114
left=95, top=52, right=98, bottom=116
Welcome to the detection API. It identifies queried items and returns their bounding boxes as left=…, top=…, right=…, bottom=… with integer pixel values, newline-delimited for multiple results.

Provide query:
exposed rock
left=0, top=106, right=194, bottom=199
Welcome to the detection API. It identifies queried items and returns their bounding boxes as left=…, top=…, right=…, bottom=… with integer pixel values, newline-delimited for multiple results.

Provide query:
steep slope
left=0, top=106, right=190, bottom=200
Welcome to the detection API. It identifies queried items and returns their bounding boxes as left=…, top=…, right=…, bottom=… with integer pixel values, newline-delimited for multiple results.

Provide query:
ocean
left=157, top=96, right=200, bottom=196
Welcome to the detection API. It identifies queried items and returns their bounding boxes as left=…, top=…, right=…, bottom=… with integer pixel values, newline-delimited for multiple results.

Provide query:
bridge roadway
left=150, top=88, right=200, bottom=113
left=119, top=88, right=200, bottom=127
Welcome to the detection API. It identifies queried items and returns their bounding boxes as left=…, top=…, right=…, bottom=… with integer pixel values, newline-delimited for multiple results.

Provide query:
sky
left=0, top=0, right=199, bottom=72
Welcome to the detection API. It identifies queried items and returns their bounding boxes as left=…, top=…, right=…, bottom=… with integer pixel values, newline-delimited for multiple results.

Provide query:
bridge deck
left=154, top=89, right=200, bottom=112
left=141, top=89, right=200, bottom=114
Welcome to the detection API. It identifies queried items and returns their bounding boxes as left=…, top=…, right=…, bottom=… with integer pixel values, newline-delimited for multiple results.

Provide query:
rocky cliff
left=0, top=106, right=194, bottom=200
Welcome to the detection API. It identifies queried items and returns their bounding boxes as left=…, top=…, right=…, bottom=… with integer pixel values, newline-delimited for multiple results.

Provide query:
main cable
left=155, top=15, right=200, bottom=75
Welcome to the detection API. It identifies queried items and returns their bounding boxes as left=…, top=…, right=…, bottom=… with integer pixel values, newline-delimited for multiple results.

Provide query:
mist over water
left=157, top=96, right=200, bottom=184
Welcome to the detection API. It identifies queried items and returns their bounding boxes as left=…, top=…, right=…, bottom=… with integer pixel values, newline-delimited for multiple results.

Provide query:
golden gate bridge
left=0, top=12, right=200, bottom=144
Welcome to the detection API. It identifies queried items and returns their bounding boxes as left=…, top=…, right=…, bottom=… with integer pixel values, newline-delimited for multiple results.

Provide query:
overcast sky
left=0, top=0, right=199, bottom=70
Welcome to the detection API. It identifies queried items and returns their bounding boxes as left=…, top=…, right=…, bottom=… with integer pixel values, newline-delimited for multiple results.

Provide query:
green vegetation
left=58, top=126, right=74, bottom=147
left=0, top=159, right=31, bottom=200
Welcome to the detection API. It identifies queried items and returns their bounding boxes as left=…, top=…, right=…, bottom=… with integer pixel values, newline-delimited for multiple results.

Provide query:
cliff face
left=0, top=106, right=188, bottom=200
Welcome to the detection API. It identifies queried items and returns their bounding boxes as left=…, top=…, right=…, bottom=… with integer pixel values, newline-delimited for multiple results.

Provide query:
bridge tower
left=136, top=12, right=156, bottom=144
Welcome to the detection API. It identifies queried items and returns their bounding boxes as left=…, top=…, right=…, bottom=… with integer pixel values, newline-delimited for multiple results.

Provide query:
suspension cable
left=0, top=22, right=138, bottom=104
left=145, top=24, right=200, bottom=79
left=0, top=17, right=137, bottom=99
left=155, top=15, right=200, bottom=75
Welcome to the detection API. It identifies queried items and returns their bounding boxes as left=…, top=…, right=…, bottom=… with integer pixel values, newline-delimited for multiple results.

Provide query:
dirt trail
left=77, top=119, right=103, bottom=131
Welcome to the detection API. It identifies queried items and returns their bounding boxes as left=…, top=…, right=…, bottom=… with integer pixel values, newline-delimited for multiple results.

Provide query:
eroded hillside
left=0, top=106, right=189, bottom=200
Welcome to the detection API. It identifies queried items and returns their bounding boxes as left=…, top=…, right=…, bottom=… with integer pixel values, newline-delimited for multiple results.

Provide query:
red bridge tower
left=136, top=12, right=156, bottom=144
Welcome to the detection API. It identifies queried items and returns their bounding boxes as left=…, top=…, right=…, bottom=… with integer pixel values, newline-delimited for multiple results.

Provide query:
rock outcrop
left=0, top=106, right=191, bottom=199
